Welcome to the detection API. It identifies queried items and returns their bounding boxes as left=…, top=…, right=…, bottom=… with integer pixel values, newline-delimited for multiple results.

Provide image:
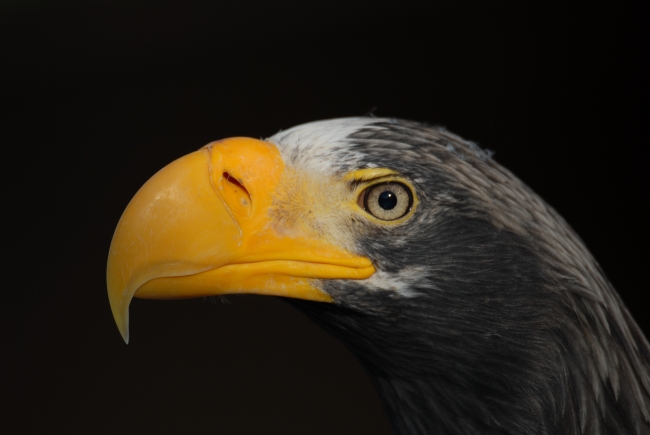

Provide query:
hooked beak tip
left=108, top=290, right=130, bottom=344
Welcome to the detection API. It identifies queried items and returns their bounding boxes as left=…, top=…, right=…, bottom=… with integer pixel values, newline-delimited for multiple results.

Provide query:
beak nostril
left=221, top=172, right=252, bottom=215
left=223, top=172, right=247, bottom=191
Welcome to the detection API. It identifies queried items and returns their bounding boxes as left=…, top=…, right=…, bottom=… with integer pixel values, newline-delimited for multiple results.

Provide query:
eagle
left=107, top=118, right=650, bottom=435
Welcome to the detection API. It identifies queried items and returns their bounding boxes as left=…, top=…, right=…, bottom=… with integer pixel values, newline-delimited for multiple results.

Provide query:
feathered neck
left=289, top=213, right=650, bottom=434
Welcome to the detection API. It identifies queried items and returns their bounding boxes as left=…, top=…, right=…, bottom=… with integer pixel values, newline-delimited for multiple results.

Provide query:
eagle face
left=108, top=118, right=650, bottom=435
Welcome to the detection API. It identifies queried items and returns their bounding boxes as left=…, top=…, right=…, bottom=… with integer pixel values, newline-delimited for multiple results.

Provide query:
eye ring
left=359, top=182, right=413, bottom=221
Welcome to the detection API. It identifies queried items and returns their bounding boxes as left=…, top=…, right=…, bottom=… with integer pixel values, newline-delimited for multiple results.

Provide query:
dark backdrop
left=6, top=1, right=648, bottom=433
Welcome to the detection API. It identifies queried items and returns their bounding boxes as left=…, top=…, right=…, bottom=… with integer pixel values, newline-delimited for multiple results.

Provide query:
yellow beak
left=107, top=138, right=375, bottom=343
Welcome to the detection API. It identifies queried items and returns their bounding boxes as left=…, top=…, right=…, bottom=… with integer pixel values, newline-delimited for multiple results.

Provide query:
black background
left=6, top=0, right=648, bottom=433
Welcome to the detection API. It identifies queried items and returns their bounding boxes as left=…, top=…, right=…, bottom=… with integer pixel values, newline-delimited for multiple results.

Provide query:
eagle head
left=107, top=118, right=650, bottom=435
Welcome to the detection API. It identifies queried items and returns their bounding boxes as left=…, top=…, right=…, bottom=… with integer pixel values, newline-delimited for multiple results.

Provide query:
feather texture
left=271, top=118, right=650, bottom=435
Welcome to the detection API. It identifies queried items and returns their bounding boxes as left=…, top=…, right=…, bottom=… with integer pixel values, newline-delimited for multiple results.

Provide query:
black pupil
left=378, top=191, right=397, bottom=210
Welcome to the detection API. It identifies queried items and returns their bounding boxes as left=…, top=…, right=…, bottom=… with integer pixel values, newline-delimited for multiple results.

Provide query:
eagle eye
left=360, top=182, right=413, bottom=221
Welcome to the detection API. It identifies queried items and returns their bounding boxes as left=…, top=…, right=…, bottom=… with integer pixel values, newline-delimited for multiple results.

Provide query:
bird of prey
left=107, top=118, right=650, bottom=435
